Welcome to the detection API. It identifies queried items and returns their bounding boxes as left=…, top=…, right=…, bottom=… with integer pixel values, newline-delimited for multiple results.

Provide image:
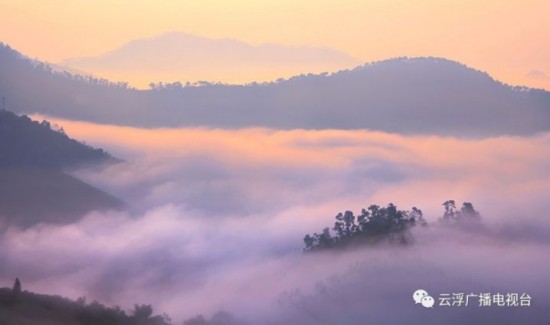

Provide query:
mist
left=1, top=119, right=549, bottom=323
left=60, top=32, right=362, bottom=88
left=3, top=44, right=549, bottom=137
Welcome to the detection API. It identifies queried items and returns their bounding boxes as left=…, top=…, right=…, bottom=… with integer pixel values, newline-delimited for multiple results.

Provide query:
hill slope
left=0, top=110, right=115, bottom=169
left=1, top=43, right=549, bottom=136
left=0, top=109, right=123, bottom=227
left=0, top=169, right=123, bottom=228
left=0, top=287, right=170, bottom=325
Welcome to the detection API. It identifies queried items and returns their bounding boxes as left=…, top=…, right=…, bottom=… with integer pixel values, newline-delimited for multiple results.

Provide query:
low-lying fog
left=1, top=118, right=549, bottom=323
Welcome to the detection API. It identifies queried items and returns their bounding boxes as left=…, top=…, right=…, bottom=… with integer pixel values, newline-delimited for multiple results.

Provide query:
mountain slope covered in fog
left=0, top=110, right=116, bottom=169
left=0, top=110, right=123, bottom=227
left=1, top=43, right=549, bottom=136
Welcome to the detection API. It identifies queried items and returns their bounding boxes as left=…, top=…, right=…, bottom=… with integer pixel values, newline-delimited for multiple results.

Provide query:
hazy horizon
left=58, top=32, right=363, bottom=88
left=0, top=1, right=549, bottom=324
left=1, top=0, right=549, bottom=90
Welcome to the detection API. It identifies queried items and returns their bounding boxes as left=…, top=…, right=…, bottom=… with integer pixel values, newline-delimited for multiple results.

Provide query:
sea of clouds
left=1, top=119, right=549, bottom=323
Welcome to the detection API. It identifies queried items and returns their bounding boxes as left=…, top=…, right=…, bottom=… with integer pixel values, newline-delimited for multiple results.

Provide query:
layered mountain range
left=1, top=43, right=548, bottom=137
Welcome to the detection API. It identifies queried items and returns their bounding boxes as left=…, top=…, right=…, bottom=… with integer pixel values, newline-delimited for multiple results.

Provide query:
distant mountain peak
left=60, top=32, right=362, bottom=87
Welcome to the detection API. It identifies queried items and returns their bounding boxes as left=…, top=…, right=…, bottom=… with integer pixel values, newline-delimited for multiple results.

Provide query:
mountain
left=1, top=43, right=549, bottom=137
left=61, top=32, right=362, bottom=88
left=0, top=169, right=123, bottom=228
left=0, top=109, right=116, bottom=169
left=0, top=109, right=123, bottom=227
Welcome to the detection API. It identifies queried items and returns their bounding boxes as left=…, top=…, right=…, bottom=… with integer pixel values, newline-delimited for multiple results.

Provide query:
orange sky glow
left=1, top=0, right=549, bottom=89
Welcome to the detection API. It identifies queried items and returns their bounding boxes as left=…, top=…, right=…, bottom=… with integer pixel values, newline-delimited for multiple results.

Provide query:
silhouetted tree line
left=0, top=278, right=248, bottom=325
left=304, top=201, right=481, bottom=251
left=2, top=42, right=502, bottom=94
left=3, top=42, right=549, bottom=136
left=0, top=109, right=118, bottom=169
left=0, top=43, right=131, bottom=90
left=0, top=278, right=171, bottom=325
left=183, top=310, right=241, bottom=325
left=303, top=203, right=426, bottom=251
left=148, top=81, right=230, bottom=90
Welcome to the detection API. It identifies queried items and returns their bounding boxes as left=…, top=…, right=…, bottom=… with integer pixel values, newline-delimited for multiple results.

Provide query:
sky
left=1, top=2, right=549, bottom=322
left=0, top=0, right=549, bottom=89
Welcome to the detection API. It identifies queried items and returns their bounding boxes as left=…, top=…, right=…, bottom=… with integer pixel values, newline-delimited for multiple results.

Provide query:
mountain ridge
left=0, top=109, right=124, bottom=227
left=1, top=43, right=549, bottom=137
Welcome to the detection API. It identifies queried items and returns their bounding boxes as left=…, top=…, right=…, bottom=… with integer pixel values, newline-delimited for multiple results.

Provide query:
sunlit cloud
left=1, top=117, right=547, bottom=322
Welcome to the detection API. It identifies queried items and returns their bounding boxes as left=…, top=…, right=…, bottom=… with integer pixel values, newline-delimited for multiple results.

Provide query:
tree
left=303, top=203, right=425, bottom=251
left=183, top=311, right=238, bottom=325
left=303, top=234, right=315, bottom=250
left=12, top=278, right=21, bottom=294
left=442, top=200, right=456, bottom=219
left=460, top=202, right=481, bottom=219
left=132, top=304, right=153, bottom=320
left=439, top=200, right=481, bottom=224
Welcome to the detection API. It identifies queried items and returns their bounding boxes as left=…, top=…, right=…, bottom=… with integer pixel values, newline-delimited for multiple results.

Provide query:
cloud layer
left=1, top=119, right=549, bottom=323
